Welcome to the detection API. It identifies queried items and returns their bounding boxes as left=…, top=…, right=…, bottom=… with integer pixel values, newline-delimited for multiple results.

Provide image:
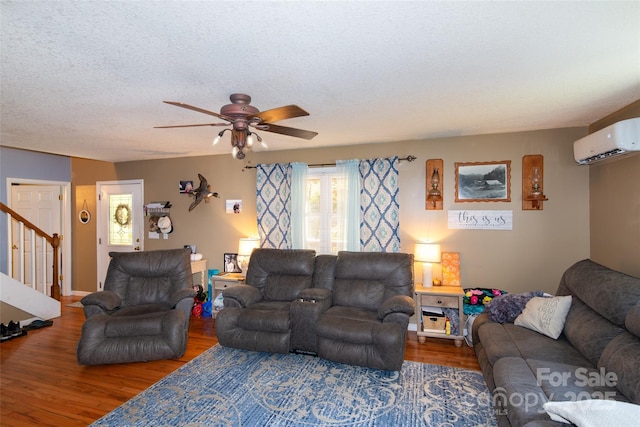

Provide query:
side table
left=212, top=274, right=245, bottom=317
left=190, top=259, right=207, bottom=287
left=415, top=284, right=466, bottom=347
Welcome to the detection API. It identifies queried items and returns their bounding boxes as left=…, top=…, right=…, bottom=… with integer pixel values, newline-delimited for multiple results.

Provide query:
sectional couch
left=215, top=249, right=415, bottom=371
left=473, top=259, right=640, bottom=426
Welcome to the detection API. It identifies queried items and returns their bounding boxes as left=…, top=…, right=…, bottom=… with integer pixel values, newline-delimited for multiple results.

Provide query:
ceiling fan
left=155, top=93, right=318, bottom=159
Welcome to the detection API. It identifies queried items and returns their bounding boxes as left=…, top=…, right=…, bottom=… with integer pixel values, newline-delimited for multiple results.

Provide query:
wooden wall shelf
left=522, top=155, right=548, bottom=210
left=426, top=159, right=443, bottom=210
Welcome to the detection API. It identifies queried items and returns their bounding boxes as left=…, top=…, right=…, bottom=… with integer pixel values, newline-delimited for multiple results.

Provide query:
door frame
left=96, top=179, right=144, bottom=291
left=5, top=177, right=72, bottom=296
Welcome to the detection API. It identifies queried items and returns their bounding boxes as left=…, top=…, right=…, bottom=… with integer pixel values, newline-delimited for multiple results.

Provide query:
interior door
left=96, top=180, right=144, bottom=291
left=10, top=184, right=62, bottom=294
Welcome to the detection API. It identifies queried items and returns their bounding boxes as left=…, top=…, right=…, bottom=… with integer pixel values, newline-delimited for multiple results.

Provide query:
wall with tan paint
left=587, top=100, right=640, bottom=277
left=113, top=126, right=590, bottom=295
left=70, top=158, right=117, bottom=292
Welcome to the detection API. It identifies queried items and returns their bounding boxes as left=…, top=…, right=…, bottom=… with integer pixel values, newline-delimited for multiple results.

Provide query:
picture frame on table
left=455, top=161, right=511, bottom=202
left=224, top=253, right=242, bottom=273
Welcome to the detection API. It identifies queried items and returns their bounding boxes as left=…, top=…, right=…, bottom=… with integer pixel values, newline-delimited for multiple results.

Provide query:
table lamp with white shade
left=238, top=237, right=260, bottom=272
left=414, top=242, right=441, bottom=287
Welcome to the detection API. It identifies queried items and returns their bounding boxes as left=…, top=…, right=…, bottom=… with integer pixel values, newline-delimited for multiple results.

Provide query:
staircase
left=1, top=272, right=60, bottom=320
left=0, top=202, right=61, bottom=322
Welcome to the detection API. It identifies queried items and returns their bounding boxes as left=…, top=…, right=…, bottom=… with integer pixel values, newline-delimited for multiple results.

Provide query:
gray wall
left=0, top=146, right=71, bottom=275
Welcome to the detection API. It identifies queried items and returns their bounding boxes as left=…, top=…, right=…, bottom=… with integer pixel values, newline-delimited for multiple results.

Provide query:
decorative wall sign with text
left=448, top=210, right=513, bottom=230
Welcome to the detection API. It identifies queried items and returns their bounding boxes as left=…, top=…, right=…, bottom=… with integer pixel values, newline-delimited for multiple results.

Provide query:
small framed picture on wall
left=179, top=181, right=194, bottom=194
left=226, top=199, right=242, bottom=214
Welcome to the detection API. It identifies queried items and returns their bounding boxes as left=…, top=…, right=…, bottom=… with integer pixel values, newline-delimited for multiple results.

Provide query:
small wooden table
left=415, top=284, right=466, bottom=347
left=211, top=274, right=245, bottom=318
left=190, top=259, right=207, bottom=287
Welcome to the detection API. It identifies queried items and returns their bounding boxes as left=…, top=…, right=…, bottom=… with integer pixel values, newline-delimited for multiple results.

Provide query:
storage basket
left=423, top=314, right=446, bottom=331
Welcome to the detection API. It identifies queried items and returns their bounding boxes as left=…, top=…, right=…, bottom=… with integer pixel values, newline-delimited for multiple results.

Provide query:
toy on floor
left=192, top=284, right=208, bottom=318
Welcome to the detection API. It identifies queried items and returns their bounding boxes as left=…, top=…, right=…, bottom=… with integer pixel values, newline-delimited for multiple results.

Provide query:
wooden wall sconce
left=426, top=159, right=443, bottom=210
left=522, top=154, right=548, bottom=210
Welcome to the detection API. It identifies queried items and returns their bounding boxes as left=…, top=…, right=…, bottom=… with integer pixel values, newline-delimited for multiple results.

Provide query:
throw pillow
left=485, top=291, right=546, bottom=323
left=514, top=295, right=572, bottom=339
left=543, top=400, right=640, bottom=426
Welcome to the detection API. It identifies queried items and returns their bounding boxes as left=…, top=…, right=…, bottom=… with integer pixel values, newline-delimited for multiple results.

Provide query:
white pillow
left=514, top=295, right=572, bottom=339
left=543, top=400, right=640, bottom=426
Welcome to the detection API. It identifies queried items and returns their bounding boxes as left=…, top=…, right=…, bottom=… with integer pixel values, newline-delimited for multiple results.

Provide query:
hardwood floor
left=1, top=296, right=480, bottom=427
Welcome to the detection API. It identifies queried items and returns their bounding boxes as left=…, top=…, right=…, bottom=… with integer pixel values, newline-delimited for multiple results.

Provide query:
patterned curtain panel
left=256, top=163, right=292, bottom=249
left=360, top=157, right=400, bottom=252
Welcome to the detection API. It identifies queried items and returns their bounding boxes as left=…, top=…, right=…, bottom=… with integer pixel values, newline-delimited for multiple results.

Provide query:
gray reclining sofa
left=473, top=259, right=640, bottom=426
left=216, top=248, right=415, bottom=371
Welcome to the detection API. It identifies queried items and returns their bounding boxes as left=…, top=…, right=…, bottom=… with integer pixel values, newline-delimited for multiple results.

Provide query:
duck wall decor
left=188, top=173, right=219, bottom=211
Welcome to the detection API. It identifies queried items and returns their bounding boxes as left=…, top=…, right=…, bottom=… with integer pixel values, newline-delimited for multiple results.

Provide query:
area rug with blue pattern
left=91, top=345, right=497, bottom=426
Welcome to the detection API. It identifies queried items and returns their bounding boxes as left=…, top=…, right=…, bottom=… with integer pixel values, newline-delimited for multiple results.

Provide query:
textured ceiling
left=1, top=1, right=639, bottom=163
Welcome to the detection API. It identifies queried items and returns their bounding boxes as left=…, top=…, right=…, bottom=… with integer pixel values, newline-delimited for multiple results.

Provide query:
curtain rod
left=243, top=155, right=417, bottom=170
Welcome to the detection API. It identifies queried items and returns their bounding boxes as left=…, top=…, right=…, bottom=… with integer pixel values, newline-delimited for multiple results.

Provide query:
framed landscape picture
left=455, top=161, right=511, bottom=202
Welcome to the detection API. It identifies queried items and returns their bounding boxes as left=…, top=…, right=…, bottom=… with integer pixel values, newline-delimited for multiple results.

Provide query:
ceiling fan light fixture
left=212, top=129, right=227, bottom=146
left=231, top=130, right=249, bottom=159
left=247, top=131, right=264, bottom=149
left=158, top=94, right=316, bottom=160
left=231, top=129, right=246, bottom=148
left=255, top=133, right=267, bottom=150
left=232, top=145, right=246, bottom=160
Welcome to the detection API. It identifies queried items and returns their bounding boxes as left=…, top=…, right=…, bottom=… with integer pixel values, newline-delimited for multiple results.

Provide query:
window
left=108, top=194, right=133, bottom=246
left=303, top=167, right=346, bottom=254
left=257, top=158, right=398, bottom=252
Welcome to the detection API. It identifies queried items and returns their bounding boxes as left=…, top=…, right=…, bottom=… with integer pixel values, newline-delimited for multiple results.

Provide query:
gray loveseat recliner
left=216, top=249, right=415, bottom=370
left=77, top=248, right=196, bottom=365
left=473, top=259, right=640, bottom=427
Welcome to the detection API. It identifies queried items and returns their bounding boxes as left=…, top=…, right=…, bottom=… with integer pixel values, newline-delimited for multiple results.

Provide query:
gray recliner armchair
left=77, top=248, right=196, bottom=365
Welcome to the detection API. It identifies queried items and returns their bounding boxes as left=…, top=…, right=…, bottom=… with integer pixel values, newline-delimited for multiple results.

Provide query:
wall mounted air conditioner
left=573, top=117, right=640, bottom=165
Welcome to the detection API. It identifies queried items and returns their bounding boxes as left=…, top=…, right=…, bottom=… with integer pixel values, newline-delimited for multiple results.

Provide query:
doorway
left=96, top=180, right=144, bottom=291
left=6, top=178, right=71, bottom=296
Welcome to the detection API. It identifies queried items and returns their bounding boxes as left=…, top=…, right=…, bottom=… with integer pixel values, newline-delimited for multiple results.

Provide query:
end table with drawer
left=212, top=274, right=245, bottom=299
left=415, top=284, right=466, bottom=347
left=211, top=274, right=245, bottom=317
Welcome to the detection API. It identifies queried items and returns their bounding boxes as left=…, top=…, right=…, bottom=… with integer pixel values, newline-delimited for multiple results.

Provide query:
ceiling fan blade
left=262, top=123, right=318, bottom=140
left=163, top=101, right=234, bottom=122
left=154, top=123, right=229, bottom=128
left=250, top=105, right=309, bottom=123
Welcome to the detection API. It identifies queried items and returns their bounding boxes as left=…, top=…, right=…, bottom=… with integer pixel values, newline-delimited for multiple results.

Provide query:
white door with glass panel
left=96, top=180, right=144, bottom=291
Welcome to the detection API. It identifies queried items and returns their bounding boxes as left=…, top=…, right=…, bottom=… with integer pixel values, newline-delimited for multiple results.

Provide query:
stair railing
left=0, top=202, right=61, bottom=300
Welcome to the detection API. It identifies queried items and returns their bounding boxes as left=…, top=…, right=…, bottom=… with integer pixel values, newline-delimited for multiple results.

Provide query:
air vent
left=576, top=148, right=626, bottom=165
